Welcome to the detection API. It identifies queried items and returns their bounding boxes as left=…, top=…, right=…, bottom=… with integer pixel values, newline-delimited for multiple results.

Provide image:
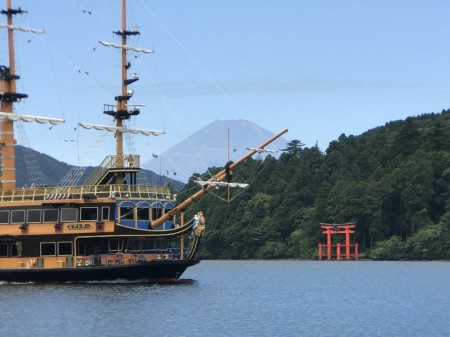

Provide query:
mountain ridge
left=143, top=119, right=289, bottom=182
left=14, top=146, right=184, bottom=191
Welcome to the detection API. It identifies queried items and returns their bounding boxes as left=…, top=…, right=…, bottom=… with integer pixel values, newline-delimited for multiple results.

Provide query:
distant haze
left=143, top=120, right=289, bottom=182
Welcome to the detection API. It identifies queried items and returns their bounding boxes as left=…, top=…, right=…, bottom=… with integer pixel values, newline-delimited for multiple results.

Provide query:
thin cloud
left=142, top=77, right=429, bottom=98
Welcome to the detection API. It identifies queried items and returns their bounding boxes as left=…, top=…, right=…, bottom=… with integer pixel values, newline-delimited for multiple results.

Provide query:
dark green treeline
left=179, top=110, right=450, bottom=260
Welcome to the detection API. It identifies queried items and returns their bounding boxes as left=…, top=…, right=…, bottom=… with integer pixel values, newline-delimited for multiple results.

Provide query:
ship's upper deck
left=0, top=183, right=174, bottom=204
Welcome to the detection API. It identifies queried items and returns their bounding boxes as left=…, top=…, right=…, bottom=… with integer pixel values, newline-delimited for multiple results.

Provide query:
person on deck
left=193, top=214, right=199, bottom=230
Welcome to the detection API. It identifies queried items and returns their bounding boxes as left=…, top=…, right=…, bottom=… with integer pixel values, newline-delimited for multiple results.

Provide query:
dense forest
left=178, top=110, right=450, bottom=260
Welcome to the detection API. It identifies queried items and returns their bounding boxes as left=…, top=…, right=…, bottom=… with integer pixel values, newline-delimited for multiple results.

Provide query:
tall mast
left=115, top=0, right=127, bottom=182
left=97, top=0, right=155, bottom=184
left=0, top=1, right=59, bottom=190
left=0, top=0, right=28, bottom=190
left=81, top=1, right=161, bottom=180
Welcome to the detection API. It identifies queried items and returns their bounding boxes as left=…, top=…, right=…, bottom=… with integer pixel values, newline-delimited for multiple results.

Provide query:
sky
left=2, top=0, right=450, bottom=168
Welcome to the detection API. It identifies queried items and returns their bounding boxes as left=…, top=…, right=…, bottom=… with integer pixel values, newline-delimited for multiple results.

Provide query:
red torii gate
left=318, top=223, right=359, bottom=261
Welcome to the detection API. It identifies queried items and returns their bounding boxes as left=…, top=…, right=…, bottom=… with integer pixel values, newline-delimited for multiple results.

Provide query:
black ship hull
left=0, top=259, right=200, bottom=283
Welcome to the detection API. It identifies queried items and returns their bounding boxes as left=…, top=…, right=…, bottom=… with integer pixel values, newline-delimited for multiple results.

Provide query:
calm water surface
left=1, top=261, right=450, bottom=337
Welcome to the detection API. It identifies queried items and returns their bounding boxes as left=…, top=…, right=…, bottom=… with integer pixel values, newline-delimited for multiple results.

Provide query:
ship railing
left=82, top=155, right=115, bottom=186
left=76, top=249, right=187, bottom=267
left=0, top=184, right=173, bottom=202
left=83, top=154, right=141, bottom=187
left=127, top=248, right=187, bottom=260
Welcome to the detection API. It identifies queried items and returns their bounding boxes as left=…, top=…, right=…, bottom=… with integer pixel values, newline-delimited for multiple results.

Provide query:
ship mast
left=0, top=1, right=62, bottom=190
left=116, top=0, right=128, bottom=183
left=0, top=2, right=27, bottom=189
left=94, top=0, right=158, bottom=185
left=0, top=0, right=24, bottom=190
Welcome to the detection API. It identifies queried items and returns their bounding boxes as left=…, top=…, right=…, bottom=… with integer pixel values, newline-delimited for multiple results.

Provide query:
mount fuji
left=143, top=120, right=289, bottom=182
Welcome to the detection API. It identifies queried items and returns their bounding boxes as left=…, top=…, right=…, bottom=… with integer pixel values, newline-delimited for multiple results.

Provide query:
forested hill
left=14, top=147, right=184, bottom=191
left=179, top=109, right=450, bottom=260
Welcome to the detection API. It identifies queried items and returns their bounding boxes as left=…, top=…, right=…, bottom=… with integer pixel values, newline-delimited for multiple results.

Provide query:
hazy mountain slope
left=143, top=120, right=289, bottom=182
left=14, top=145, right=184, bottom=191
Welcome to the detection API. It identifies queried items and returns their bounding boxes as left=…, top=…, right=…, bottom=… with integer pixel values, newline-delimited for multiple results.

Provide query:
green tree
left=282, top=139, right=305, bottom=156
left=368, top=236, right=406, bottom=260
left=405, top=224, right=442, bottom=260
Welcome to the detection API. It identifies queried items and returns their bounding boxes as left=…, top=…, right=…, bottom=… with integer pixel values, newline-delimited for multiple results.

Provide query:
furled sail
left=246, top=147, right=278, bottom=153
left=0, top=23, right=44, bottom=34
left=195, top=180, right=249, bottom=189
left=98, top=40, right=154, bottom=54
left=78, top=122, right=164, bottom=136
left=0, top=112, right=64, bottom=125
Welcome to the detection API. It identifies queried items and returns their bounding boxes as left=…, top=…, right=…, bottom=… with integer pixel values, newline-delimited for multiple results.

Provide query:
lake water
left=1, top=260, right=450, bottom=337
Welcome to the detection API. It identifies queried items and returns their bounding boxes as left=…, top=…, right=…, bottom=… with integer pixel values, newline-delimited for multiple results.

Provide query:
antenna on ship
left=0, top=0, right=63, bottom=190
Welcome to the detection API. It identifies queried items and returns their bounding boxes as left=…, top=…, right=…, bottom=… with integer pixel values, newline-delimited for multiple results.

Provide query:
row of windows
left=0, top=203, right=173, bottom=224
left=0, top=241, right=121, bottom=257
left=0, top=238, right=173, bottom=257
left=119, top=203, right=171, bottom=221
left=0, top=207, right=110, bottom=224
left=41, top=242, right=73, bottom=256
left=29, top=240, right=125, bottom=257
left=120, top=206, right=163, bottom=221
left=0, top=242, right=73, bottom=257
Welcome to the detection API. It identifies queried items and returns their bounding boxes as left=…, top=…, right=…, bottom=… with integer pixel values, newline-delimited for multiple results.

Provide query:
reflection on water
left=1, top=261, right=450, bottom=337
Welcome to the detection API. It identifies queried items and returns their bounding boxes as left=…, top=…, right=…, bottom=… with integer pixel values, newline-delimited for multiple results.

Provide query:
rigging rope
left=138, top=0, right=267, bottom=142
left=15, top=121, right=47, bottom=187
left=198, top=157, right=272, bottom=203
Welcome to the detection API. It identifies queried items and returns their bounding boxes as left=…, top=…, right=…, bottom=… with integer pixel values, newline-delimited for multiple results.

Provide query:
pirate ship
left=0, top=0, right=287, bottom=282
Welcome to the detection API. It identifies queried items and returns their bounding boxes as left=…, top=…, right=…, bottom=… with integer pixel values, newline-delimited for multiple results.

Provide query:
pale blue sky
left=2, top=0, right=450, bottom=166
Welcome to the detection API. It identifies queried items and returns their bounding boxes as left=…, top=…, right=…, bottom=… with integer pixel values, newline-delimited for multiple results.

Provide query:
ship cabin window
left=0, top=243, right=7, bottom=256
left=11, top=210, right=25, bottom=224
left=41, top=242, right=56, bottom=256
left=120, top=205, right=134, bottom=220
left=0, top=243, right=20, bottom=257
left=108, top=238, right=123, bottom=252
left=27, top=209, right=42, bottom=223
left=155, top=238, right=169, bottom=250
left=43, top=209, right=59, bottom=222
left=165, top=203, right=174, bottom=213
left=127, top=238, right=144, bottom=251
left=137, top=206, right=149, bottom=220
left=80, top=207, right=98, bottom=221
left=0, top=210, right=9, bottom=224
left=77, top=241, right=86, bottom=256
left=151, top=203, right=163, bottom=221
left=58, top=242, right=73, bottom=256
left=11, top=243, right=19, bottom=256
left=102, top=207, right=110, bottom=221
left=60, top=208, right=77, bottom=222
